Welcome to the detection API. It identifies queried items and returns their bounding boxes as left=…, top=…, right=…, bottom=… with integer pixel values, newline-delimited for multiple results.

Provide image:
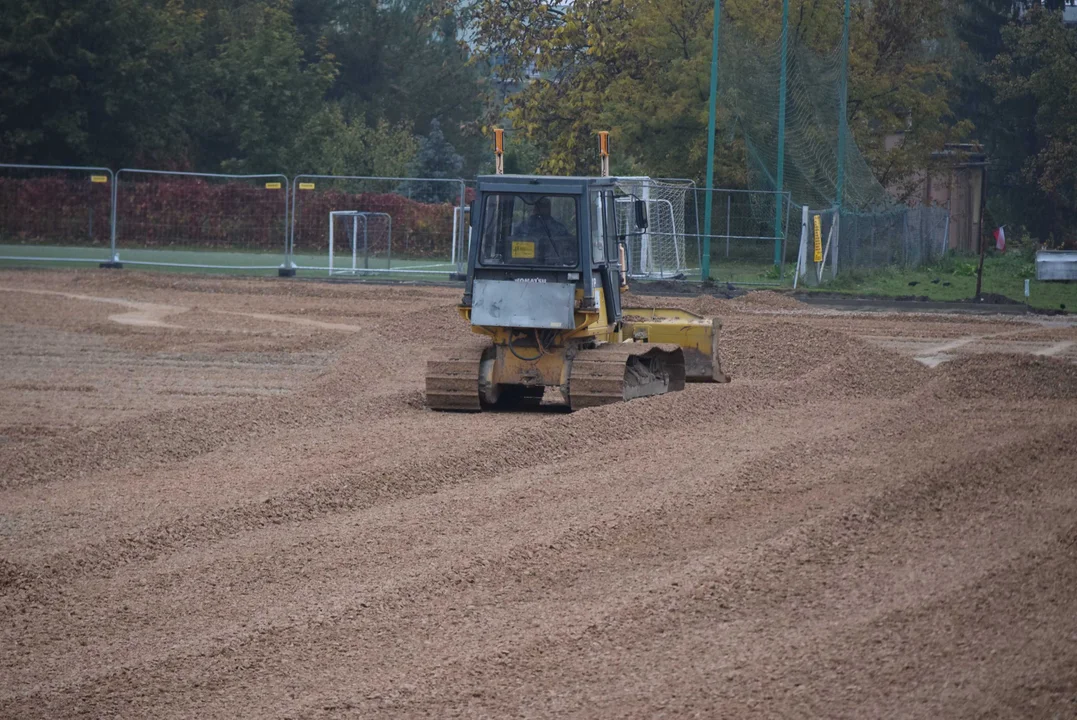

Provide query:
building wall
left=887, top=136, right=987, bottom=254
left=942, top=168, right=984, bottom=252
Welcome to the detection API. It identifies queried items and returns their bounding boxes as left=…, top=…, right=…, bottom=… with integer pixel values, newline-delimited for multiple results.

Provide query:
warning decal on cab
left=511, top=241, right=535, bottom=259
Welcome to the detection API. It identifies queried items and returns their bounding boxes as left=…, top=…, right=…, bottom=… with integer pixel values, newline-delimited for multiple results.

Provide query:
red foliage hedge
left=0, top=175, right=461, bottom=258
left=115, top=177, right=288, bottom=250
left=0, top=176, right=113, bottom=246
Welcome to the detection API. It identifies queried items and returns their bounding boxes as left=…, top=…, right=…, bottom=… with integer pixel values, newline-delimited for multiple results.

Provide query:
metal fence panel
left=688, top=187, right=793, bottom=285
left=0, top=164, right=115, bottom=266
left=114, top=170, right=289, bottom=271
left=839, top=205, right=949, bottom=272
left=288, top=175, right=466, bottom=278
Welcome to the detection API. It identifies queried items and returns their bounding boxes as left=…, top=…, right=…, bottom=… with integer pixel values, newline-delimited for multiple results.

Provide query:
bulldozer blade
left=681, top=322, right=728, bottom=383
left=621, top=309, right=729, bottom=384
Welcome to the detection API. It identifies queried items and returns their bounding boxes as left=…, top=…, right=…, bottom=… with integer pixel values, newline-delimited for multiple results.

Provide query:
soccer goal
left=328, top=210, right=392, bottom=276
left=614, top=177, right=695, bottom=280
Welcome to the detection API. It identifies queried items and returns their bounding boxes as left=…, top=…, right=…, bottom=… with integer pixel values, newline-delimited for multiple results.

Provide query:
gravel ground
left=1, top=269, right=1076, bottom=719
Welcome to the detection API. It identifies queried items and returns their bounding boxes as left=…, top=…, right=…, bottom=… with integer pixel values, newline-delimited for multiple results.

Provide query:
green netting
left=717, top=19, right=893, bottom=215
left=707, top=17, right=957, bottom=276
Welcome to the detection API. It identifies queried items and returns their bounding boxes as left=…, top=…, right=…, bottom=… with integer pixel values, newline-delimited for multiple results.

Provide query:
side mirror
left=634, top=199, right=648, bottom=230
left=468, top=200, right=476, bottom=228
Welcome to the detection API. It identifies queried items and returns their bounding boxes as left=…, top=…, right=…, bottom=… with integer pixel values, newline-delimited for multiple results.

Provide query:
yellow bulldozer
left=426, top=173, right=728, bottom=411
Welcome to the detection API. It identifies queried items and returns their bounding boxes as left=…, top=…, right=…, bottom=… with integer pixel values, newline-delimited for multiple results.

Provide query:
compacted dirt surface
left=1, top=269, right=1076, bottom=719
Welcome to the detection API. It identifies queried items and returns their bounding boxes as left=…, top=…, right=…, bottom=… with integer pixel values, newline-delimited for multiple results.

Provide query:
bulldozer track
left=425, top=345, right=487, bottom=411
left=568, top=343, right=686, bottom=411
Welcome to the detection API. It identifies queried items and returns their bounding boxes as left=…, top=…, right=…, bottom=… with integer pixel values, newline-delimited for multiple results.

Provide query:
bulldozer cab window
left=480, top=193, right=578, bottom=267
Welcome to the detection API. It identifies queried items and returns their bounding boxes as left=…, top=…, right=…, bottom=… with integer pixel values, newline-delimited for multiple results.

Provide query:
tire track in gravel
left=294, top=411, right=1073, bottom=718
left=0, top=381, right=986, bottom=692
left=0, top=323, right=425, bottom=492
left=0, top=399, right=434, bottom=557
left=0, top=381, right=797, bottom=591
left=5, top=271, right=1076, bottom=719
left=570, top=440, right=1077, bottom=720
left=0, top=390, right=886, bottom=711
left=305, top=423, right=1075, bottom=719
left=2, top=331, right=928, bottom=588
left=0, top=387, right=414, bottom=491
left=6, top=401, right=1071, bottom=719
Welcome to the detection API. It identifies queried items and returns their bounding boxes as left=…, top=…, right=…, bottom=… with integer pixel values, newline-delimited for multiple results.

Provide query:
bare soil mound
left=931, top=353, right=1077, bottom=400
left=721, top=321, right=856, bottom=381
left=718, top=319, right=928, bottom=399
left=622, top=291, right=730, bottom=318
left=728, top=290, right=802, bottom=310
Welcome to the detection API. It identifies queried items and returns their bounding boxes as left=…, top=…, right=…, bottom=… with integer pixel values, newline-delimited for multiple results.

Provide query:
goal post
left=328, top=210, right=392, bottom=275
left=613, top=177, right=695, bottom=280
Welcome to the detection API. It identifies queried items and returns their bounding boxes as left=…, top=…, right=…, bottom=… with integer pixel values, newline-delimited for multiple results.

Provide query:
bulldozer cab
left=462, top=175, right=624, bottom=330
left=480, top=193, right=578, bottom=267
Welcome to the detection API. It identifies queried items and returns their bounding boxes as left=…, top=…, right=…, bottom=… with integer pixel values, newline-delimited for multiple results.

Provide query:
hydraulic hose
left=508, top=328, right=546, bottom=362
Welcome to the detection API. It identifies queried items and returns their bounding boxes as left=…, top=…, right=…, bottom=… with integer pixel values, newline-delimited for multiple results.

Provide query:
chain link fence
left=609, top=180, right=793, bottom=285
left=2, top=162, right=951, bottom=285
left=792, top=205, right=838, bottom=288
left=838, top=206, right=950, bottom=272
left=692, top=187, right=794, bottom=285
left=791, top=204, right=951, bottom=287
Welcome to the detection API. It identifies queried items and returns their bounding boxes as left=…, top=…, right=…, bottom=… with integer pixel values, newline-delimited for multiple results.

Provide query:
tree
left=288, top=105, right=418, bottom=176
left=209, top=1, right=338, bottom=173
left=290, top=0, right=486, bottom=174
left=0, top=0, right=205, bottom=166
left=455, top=0, right=738, bottom=177
left=989, top=4, right=1077, bottom=243
left=843, top=0, right=969, bottom=201
left=456, top=0, right=965, bottom=206
left=0, top=0, right=479, bottom=176
left=401, top=119, right=464, bottom=202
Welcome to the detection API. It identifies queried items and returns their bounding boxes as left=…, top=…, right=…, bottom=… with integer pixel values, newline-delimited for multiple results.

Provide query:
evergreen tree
left=955, top=0, right=1076, bottom=243
left=401, top=119, right=465, bottom=203
left=0, top=0, right=205, bottom=166
left=988, top=3, right=1077, bottom=243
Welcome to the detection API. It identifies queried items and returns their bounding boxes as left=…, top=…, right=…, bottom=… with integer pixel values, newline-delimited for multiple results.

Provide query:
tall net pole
left=771, top=0, right=790, bottom=266
left=836, top=0, right=851, bottom=211
left=702, top=0, right=722, bottom=283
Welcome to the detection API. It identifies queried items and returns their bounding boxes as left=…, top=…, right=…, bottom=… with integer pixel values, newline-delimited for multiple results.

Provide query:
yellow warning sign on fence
left=90, top=175, right=108, bottom=183
left=298, top=182, right=315, bottom=190
left=265, top=182, right=282, bottom=190
left=813, top=214, right=823, bottom=263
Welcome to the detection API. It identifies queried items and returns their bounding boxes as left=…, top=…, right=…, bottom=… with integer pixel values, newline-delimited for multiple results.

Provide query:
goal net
left=614, top=177, right=695, bottom=280
left=328, top=210, right=392, bottom=275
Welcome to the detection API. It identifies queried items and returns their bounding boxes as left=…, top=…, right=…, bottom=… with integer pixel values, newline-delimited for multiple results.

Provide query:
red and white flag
left=994, top=226, right=1006, bottom=252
